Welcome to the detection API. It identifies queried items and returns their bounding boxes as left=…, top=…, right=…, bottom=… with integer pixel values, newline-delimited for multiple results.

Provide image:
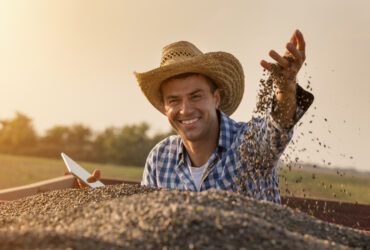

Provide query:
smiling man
left=131, top=30, right=314, bottom=203
left=85, top=30, right=313, bottom=203
left=160, top=73, right=220, bottom=169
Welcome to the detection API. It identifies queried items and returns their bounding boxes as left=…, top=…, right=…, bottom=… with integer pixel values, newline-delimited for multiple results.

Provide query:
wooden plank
left=282, top=196, right=370, bottom=232
left=0, top=175, right=78, bottom=201
left=0, top=177, right=139, bottom=202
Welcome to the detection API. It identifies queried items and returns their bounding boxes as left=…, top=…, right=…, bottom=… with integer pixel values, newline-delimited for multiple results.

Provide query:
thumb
left=87, top=169, right=101, bottom=183
left=92, top=169, right=101, bottom=179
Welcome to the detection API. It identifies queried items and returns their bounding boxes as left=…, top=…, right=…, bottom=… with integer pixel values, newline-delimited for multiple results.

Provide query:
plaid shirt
left=142, top=86, right=313, bottom=203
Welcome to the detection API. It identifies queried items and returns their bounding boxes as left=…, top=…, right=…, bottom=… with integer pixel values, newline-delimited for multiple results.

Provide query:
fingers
left=289, top=31, right=298, bottom=46
left=261, top=29, right=306, bottom=74
left=285, top=29, right=305, bottom=56
left=285, top=30, right=297, bottom=55
left=93, top=169, right=101, bottom=179
left=270, top=50, right=292, bottom=68
left=87, top=176, right=97, bottom=183
left=87, top=169, right=101, bottom=183
left=76, top=169, right=101, bottom=188
left=295, top=29, right=305, bottom=53
left=286, top=30, right=306, bottom=65
left=286, top=43, right=302, bottom=63
left=261, top=50, right=291, bottom=73
left=260, top=60, right=272, bottom=72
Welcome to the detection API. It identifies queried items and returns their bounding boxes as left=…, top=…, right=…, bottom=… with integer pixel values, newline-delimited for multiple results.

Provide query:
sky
left=0, top=0, right=369, bottom=171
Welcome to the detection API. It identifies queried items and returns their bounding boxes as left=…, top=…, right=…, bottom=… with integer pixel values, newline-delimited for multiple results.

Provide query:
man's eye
left=168, top=99, right=179, bottom=104
left=192, top=95, right=201, bottom=99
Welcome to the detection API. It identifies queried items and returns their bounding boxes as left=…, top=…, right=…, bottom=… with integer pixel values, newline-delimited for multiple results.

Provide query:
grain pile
left=1, top=185, right=369, bottom=249
left=0, top=183, right=155, bottom=219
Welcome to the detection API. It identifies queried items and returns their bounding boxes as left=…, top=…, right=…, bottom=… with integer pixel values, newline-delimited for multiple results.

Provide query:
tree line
left=0, top=112, right=174, bottom=166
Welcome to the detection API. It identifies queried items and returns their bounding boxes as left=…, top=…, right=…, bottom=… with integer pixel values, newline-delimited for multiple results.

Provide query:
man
left=88, top=29, right=313, bottom=204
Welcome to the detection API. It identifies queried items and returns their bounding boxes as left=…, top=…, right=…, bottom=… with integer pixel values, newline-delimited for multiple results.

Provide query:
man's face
left=161, top=74, right=220, bottom=143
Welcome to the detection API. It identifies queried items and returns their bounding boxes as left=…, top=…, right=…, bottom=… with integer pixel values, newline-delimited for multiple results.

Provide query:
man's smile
left=180, top=118, right=199, bottom=125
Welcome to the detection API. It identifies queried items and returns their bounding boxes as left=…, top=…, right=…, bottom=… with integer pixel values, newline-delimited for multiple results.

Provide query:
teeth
left=182, top=118, right=198, bottom=124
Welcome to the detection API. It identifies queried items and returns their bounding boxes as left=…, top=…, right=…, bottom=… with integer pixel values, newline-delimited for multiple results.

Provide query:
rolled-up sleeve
left=239, top=85, right=314, bottom=172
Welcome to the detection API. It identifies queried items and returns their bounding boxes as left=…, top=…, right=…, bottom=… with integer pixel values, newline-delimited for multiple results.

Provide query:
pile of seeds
left=0, top=184, right=155, bottom=219
left=0, top=185, right=369, bottom=249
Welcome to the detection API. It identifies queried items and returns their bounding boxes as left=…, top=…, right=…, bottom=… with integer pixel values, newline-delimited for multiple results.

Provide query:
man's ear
left=214, top=89, right=221, bottom=109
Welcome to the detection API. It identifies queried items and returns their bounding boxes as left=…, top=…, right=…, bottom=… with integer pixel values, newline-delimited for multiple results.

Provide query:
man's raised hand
left=260, top=29, right=307, bottom=128
left=260, top=29, right=306, bottom=83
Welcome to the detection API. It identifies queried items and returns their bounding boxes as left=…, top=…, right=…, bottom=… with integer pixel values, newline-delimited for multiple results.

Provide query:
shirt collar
left=217, top=110, right=235, bottom=151
left=176, top=139, right=186, bottom=165
left=176, top=110, right=235, bottom=164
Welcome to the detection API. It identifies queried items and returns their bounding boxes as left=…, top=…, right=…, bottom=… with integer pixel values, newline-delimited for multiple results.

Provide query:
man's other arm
left=141, top=149, right=158, bottom=187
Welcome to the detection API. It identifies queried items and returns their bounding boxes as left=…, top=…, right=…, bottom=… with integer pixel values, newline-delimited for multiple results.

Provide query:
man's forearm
left=271, top=80, right=297, bottom=128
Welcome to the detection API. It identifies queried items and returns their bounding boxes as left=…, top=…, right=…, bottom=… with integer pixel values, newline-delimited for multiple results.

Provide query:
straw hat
left=134, top=41, right=244, bottom=116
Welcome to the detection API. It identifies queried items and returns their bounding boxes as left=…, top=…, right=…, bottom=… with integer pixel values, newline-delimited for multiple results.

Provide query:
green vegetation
left=0, top=154, right=142, bottom=190
left=279, top=167, right=370, bottom=204
left=1, top=154, right=369, bottom=204
left=0, top=112, right=173, bottom=166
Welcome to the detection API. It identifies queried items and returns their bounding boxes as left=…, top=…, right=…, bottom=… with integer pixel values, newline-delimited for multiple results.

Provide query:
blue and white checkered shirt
left=142, top=86, right=313, bottom=203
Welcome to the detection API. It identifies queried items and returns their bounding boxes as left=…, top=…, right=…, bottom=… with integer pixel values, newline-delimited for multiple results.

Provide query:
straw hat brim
left=134, top=51, right=244, bottom=116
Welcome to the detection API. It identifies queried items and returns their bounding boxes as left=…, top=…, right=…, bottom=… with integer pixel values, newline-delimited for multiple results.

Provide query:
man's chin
left=181, top=132, right=202, bottom=143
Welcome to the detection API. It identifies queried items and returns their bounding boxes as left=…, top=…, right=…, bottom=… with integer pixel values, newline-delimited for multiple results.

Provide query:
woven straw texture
left=134, top=41, right=245, bottom=116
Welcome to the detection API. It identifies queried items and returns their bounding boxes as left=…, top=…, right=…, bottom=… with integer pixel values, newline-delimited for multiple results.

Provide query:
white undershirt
left=186, top=154, right=207, bottom=191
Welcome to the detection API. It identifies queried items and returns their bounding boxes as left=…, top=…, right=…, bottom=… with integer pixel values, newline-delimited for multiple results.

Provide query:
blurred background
left=0, top=0, right=369, bottom=197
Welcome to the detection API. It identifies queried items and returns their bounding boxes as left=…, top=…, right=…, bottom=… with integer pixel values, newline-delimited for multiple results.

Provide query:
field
left=0, top=154, right=142, bottom=189
left=0, top=154, right=369, bottom=204
left=279, top=167, right=370, bottom=204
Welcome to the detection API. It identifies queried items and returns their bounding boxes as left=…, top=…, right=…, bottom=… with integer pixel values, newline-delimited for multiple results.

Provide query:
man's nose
left=179, top=99, right=193, bottom=115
